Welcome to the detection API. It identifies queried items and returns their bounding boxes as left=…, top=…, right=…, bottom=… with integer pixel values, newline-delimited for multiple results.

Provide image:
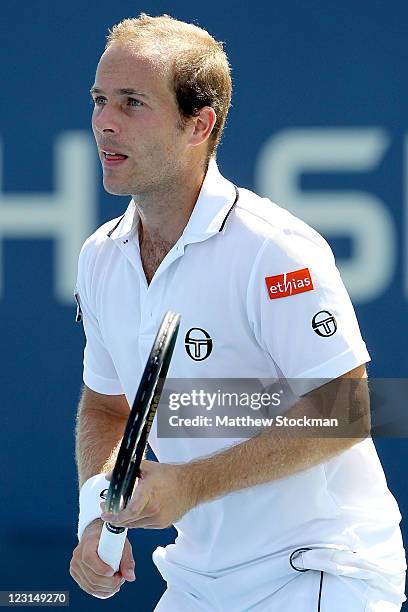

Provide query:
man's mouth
left=101, top=150, right=129, bottom=161
left=101, top=149, right=129, bottom=166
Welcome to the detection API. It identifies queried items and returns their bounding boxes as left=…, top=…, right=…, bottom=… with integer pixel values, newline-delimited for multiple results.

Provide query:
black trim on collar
left=107, top=214, right=126, bottom=238
left=219, top=185, right=239, bottom=232
left=107, top=185, right=239, bottom=238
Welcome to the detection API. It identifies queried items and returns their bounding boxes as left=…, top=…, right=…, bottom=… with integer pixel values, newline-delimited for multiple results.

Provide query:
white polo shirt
left=76, top=160, right=405, bottom=603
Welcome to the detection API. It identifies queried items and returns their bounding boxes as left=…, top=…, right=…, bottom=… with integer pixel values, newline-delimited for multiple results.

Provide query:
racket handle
left=97, top=522, right=128, bottom=572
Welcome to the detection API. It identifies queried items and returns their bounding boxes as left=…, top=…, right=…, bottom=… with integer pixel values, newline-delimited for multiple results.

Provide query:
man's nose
left=92, top=105, right=120, bottom=135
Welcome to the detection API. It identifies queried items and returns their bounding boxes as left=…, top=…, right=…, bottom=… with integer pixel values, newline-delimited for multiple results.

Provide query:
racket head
left=104, top=310, right=180, bottom=514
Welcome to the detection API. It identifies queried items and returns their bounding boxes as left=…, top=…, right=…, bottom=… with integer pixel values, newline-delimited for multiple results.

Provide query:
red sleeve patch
left=265, top=268, right=314, bottom=299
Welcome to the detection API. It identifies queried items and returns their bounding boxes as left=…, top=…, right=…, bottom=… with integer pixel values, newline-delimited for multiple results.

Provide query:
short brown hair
left=106, top=13, right=232, bottom=161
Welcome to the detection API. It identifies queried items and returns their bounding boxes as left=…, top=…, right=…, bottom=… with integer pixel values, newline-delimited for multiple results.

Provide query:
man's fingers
left=70, top=527, right=130, bottom=599
left=75, top=557, right=123, bottom=590
left=79, top=520, right=116, bottom=577
left=101, top=493, right=154, bottom=525
left=119, top=540, right=136, bottom=581
left=112, top=518, right=160, bottom=529
left=71, top=564, right=123, bottom=598
left=128, top=521, right=160, bottom=529
left=82, top=547, right=115, bottom=577
left=125, top=496, right=151, bottom=520
left=102, top=508, right=153, bottom=526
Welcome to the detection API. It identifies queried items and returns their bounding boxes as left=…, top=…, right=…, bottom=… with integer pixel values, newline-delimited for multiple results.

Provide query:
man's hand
left=69, top=518, right=135, bottom=598
left=101, top=460, right=196, bottom=529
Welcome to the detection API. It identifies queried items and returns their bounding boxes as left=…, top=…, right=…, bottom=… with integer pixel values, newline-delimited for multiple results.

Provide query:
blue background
left=0, top=1, right=406, bottom=609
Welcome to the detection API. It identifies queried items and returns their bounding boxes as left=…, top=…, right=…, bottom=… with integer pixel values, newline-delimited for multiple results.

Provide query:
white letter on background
left=0, top=131, right=96, bottom=302
left=255, top=129, right=396, bottom=302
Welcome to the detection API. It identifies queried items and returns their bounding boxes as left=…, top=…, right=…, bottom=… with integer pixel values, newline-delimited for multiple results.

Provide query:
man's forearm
left=182, top=370, right=370, bottom=506
left=183, top=429, right=356, bottom=506
left=75, top=387, right=127, bottom=487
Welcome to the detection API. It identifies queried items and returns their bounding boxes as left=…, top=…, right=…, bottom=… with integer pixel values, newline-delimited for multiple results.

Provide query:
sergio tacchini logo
left=312, top=311, right=337, bottom=337
left=185, top=328, right=213, bottom=361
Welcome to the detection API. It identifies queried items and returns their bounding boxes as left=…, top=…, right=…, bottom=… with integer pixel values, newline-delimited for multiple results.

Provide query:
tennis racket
left=97, top=310, right=180, bottom=572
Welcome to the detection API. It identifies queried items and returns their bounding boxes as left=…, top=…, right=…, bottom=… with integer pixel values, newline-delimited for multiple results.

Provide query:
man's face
left=91, top=43, right=190, bottom=196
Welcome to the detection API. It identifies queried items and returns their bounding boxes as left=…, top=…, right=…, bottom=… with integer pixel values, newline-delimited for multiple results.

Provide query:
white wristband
left=77, top=474, right=110, bottom=541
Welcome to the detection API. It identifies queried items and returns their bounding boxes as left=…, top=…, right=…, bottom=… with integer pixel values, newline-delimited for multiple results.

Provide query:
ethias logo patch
left=265, top=268, right=314, bottom=299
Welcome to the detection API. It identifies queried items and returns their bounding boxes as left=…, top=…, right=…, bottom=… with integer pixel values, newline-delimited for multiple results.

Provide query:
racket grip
left=97, top=522, right=128, bottom=572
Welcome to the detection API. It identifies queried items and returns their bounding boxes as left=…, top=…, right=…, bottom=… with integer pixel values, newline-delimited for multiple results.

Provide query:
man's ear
left=188, top=106, right=217, bottom=147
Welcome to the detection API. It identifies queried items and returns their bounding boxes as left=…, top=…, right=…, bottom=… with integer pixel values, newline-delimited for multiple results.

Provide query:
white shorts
left=153, top=570, right=405, bottom=611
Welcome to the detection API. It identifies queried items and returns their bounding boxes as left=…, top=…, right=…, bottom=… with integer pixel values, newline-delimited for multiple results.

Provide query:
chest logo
left=185, top=328, right=213, bottom=361
left=265, top=267, right=314, bottom=299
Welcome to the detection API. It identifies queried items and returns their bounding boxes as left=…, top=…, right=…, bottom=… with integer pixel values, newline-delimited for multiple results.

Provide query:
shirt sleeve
left=247, top=223, right=370, bottom=393
left=75, top=242, right=124, bottom=395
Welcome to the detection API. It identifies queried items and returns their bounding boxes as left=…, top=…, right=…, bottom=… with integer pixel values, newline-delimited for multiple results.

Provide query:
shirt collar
left=181, top=159, right=238, bottom=244
left=106, top=201, right=137, bottom=240
left=107, top=159, right=238, bottom=243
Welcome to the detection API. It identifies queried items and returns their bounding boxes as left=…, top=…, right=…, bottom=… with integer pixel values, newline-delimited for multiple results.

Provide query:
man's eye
left=127, top=97, right=143, bottom=107
left=93, top=96, right=106, bottom=105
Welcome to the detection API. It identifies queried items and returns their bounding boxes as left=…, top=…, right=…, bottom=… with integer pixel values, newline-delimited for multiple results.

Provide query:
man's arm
left=70, top=386, right=136, bottom=598
left=184, top=364, right=369, bottom=504
left=75, top=385, right=129, bottom=486
left=100, top=364, right=370, bottom=529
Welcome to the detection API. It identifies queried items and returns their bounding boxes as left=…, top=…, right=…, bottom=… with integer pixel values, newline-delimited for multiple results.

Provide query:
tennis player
left=69, top=13, right=407, bottom=610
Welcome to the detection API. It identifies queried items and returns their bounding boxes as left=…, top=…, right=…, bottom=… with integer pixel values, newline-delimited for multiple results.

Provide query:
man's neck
left=134, top=160, right=207, bottom=248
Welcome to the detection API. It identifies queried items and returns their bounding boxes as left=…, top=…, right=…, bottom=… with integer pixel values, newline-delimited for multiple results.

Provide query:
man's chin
left=102, top=179, right=131, bottom=196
